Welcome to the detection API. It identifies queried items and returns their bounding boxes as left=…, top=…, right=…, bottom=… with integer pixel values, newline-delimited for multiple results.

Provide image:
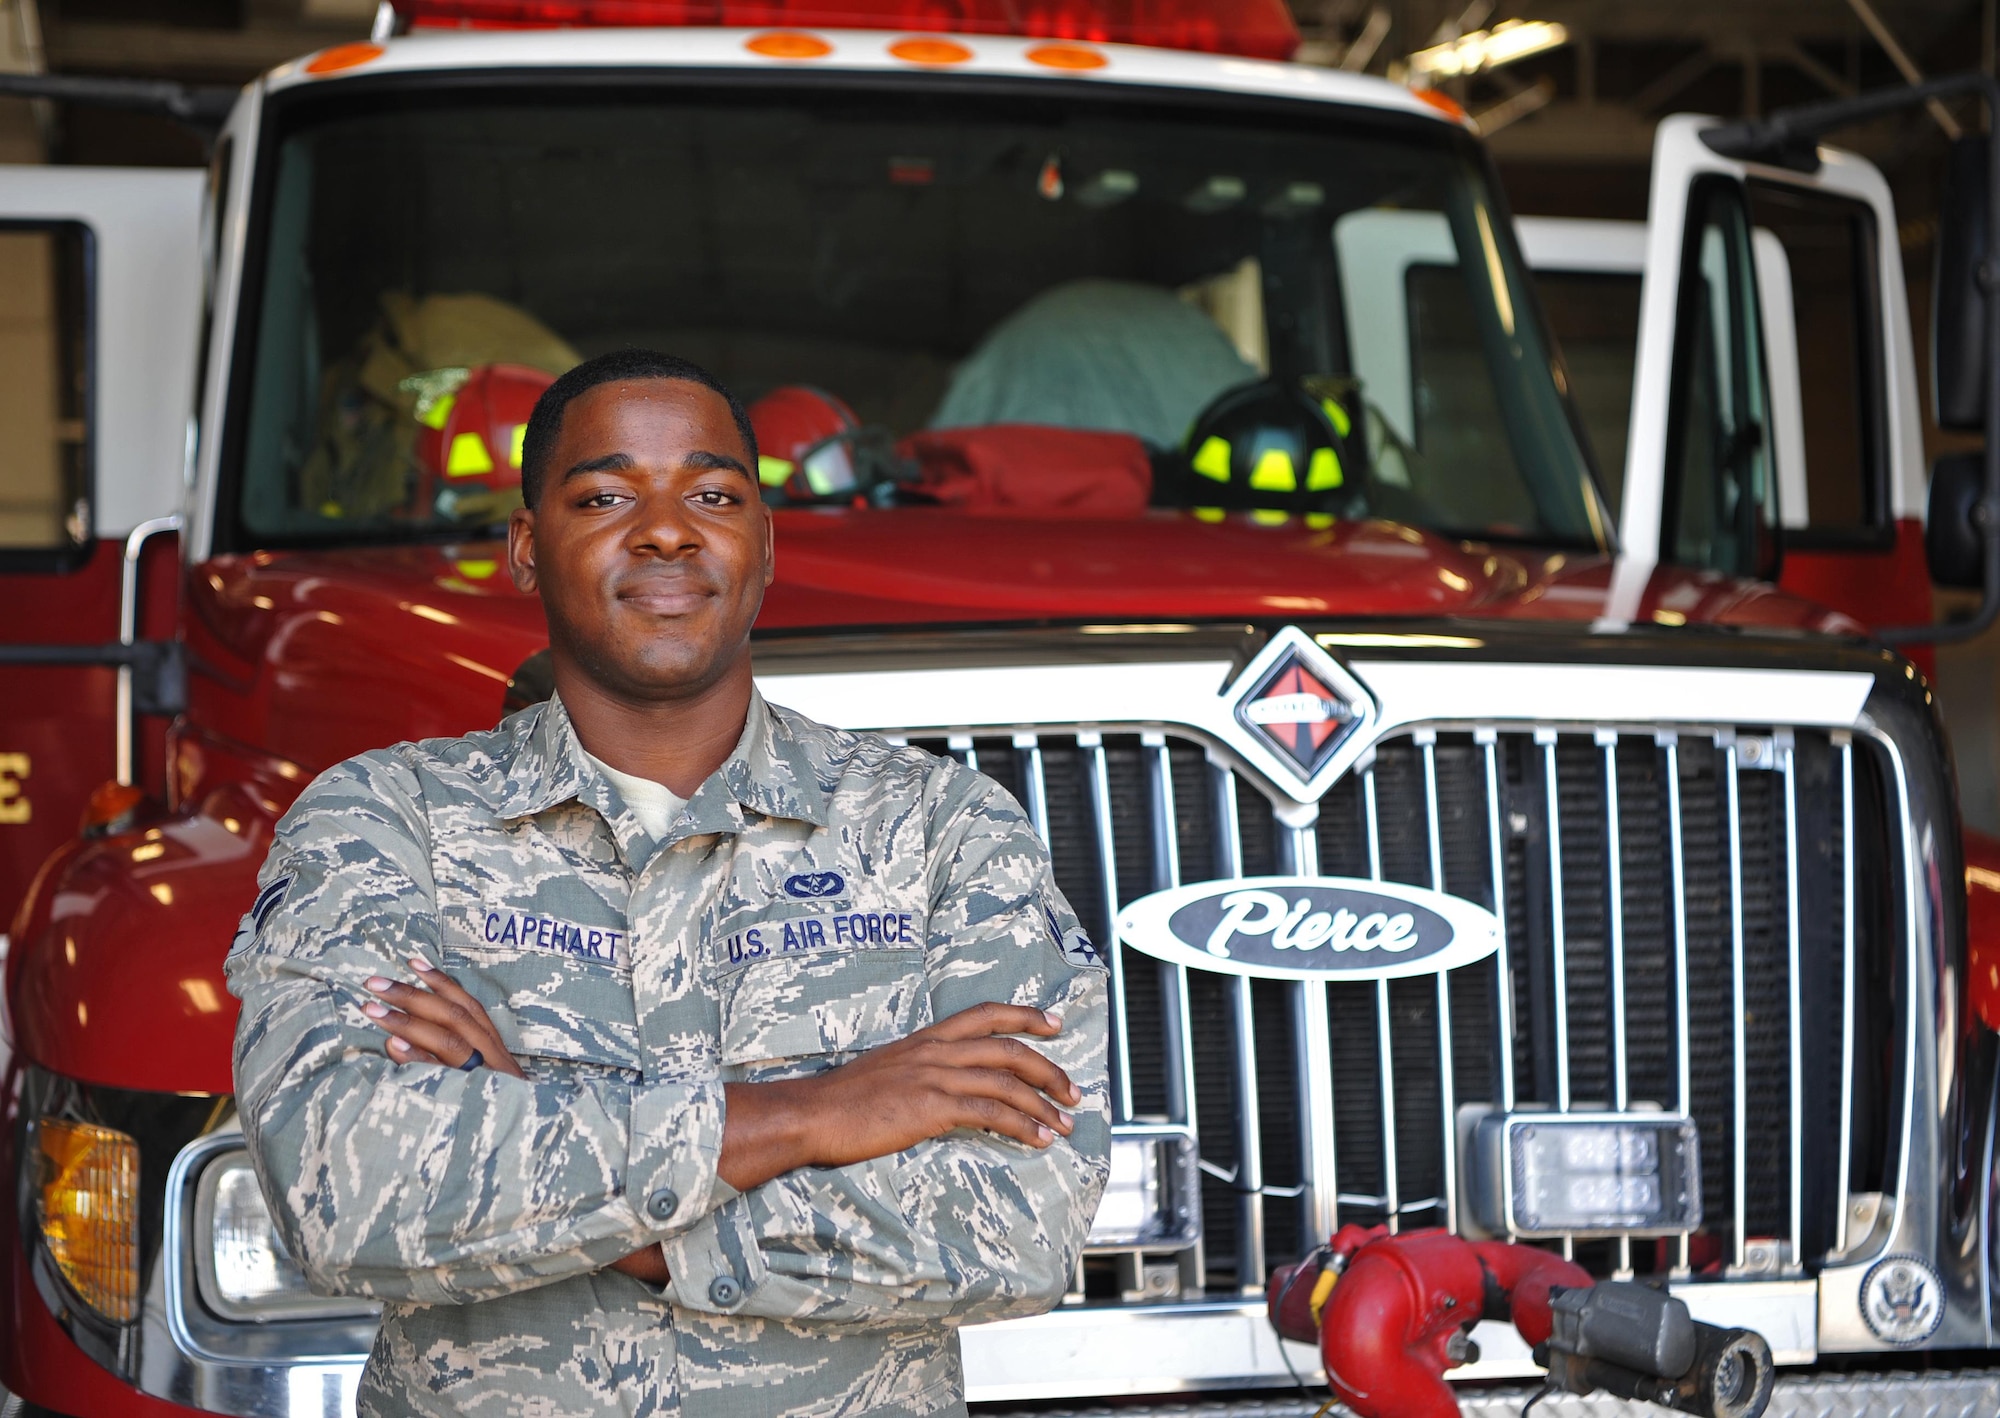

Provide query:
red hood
left=185, top=509, right=1860, bottom=778
left=9, top=809, right=259, bottom=1094
left=767, top=511, right=1530, bottom=621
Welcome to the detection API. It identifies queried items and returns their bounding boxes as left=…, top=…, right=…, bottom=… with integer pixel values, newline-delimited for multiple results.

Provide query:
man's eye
left=693, top=489, right=740, bottom=507
left=577, top=491, right=625, bottom=509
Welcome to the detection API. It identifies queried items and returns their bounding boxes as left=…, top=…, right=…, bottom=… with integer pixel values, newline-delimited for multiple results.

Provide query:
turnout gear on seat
left=296, top=291, right=578, bottom=525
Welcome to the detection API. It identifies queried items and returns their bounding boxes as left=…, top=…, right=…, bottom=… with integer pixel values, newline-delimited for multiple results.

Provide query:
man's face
left=508, top=378, right=773, bottom=701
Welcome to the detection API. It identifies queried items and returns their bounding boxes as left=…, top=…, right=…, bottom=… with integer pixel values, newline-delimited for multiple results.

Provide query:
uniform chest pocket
left=716, top=946, right=930, bottom=1080
left=441, top=946, right=642, bottom=1076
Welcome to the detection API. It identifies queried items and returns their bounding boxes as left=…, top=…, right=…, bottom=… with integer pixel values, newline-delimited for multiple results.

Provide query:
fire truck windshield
left=227, top=83, right=1606, bottom=550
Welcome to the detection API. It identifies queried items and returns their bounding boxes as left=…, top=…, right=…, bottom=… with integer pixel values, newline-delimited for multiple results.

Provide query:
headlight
left=1472, top=1111, right=1701, bottom=1238
left=1085, top=1127, right=1201, bottom=1250
left=36, top=1119, right=140, bottom=1323
left=193, top=1151, right=373, bottom=1322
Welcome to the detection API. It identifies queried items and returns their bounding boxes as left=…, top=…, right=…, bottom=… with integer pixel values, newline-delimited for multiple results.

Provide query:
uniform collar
left=493, top=687, right=830, bottom=834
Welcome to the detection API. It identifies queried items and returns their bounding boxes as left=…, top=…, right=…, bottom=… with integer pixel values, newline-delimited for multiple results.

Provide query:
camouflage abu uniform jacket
left=226, top=689, right=1111, bottom=1418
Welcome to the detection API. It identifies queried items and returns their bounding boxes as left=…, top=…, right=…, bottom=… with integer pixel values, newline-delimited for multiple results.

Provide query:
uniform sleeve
left=226, top=752, right=730, bottom=1306
left=661, top=772, right=1111, bottom=1327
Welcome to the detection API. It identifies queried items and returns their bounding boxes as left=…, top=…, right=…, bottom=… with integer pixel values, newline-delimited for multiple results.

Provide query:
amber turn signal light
left=38, top=1119, right=141, bottom=1323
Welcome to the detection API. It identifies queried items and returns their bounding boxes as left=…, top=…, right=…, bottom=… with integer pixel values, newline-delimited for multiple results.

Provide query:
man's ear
left=761, top=500, right=776, bottom=589
left=507, top=506, right=538, bottom=593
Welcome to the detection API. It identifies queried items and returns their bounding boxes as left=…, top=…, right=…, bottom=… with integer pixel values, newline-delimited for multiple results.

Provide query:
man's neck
left=554, top=657, right=755, bottom=799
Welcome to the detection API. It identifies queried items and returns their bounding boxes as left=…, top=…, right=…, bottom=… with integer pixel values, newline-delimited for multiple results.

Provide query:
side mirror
left=1928, top=451, right=1987, bottom=588
left=1936, top=136, right=1990, bottom=431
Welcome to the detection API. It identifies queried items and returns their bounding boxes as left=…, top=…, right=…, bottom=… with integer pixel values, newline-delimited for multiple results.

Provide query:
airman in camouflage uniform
left=226, top=350, right=1110, bottom=1418
left=229, top=685, right=1110, bottom=1417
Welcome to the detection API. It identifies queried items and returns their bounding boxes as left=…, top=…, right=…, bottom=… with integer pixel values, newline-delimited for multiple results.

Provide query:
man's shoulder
left=764, top=701, right=1024, bottom=833
left=284, top=707, right=541, bottom=832
left=765, top=701, right=973, bottom=801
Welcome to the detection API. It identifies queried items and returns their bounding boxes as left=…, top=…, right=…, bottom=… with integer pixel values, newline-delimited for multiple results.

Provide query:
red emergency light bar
left=389, top=0, right=1301, bottom=62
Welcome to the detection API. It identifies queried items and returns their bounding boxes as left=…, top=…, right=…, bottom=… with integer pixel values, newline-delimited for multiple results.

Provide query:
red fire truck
left=3, top=3, right=2000, bottom=1413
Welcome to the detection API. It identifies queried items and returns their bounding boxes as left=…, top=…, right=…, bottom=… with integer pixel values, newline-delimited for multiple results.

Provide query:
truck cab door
left=1622, top=116, right=1927, bottom=632
left=0, top=167, right=202, bottom=928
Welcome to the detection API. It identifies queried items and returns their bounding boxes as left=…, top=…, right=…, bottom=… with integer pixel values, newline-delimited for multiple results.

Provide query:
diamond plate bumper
left=980, top=1370, right=2000, bottom=1418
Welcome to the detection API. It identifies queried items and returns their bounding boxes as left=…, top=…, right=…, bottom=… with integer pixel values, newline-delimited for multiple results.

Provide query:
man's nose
left=628, top=487, right=701, bottom=554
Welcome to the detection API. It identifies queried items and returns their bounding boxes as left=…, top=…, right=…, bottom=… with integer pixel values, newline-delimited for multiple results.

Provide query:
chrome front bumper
left=117, top=1288, right=1813, bottom=1417
left=101, top=1296, right=1992, bottom=1408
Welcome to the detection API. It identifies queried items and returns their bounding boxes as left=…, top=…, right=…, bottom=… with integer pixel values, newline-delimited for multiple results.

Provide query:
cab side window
left=1665, top=178, right=1776, bottom=576
left=0, top=223, right=90, bottom=563
left=1745, top=181, right=1890, bottom=546
left=1531, top=270, right=1643, bottom=519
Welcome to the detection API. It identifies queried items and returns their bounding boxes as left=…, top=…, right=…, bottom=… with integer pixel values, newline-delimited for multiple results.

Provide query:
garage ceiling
left=1524, top=0, right=1963, bottom=41
left=4, top=0, right=1990, bottom=173
left=1292, top=0, right=1988, bottom=166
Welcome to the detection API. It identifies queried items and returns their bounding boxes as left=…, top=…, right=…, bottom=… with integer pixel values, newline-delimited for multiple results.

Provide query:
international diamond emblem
left=1231, top=629, right=1373, bottom=785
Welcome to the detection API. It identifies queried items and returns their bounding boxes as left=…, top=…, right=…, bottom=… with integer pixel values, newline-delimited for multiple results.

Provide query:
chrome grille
left=905, top=723, right=1900, bottom=1294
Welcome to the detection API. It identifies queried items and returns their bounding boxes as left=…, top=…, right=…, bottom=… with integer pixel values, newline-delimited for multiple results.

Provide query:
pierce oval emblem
left=1117, top=875, right=1500, bottom=982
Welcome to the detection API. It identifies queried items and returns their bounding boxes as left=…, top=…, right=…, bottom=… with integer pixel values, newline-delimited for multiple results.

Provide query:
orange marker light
left=304, top=42, right=384, bottom=75
left=746, top=31, right=832, bottom=60
left=1026, top=42, right=1107, bottom=70
left=79, top=780, right=144, bottom=835
left=888, top=36, right=973, bottom=66
left=1412, top=87, right=1468, bottom=122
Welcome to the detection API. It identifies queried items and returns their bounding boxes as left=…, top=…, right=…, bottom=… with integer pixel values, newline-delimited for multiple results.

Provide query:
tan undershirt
left=583, top=750, right=688, bottom=839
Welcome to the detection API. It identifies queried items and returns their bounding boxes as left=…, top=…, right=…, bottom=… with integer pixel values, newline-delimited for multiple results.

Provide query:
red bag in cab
left=899, top=425, right=1153, bottom=517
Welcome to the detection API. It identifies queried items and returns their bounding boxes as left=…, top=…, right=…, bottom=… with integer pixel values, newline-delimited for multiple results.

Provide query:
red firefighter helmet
left=749, top=385, right=865, bottom=502
left=411, top=362, right=554, bottom=517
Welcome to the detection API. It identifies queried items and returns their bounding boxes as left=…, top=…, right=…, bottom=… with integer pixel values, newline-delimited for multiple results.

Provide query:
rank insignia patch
left=1043, top=900, right=1105, bottom=970
left=251, top=875, right=293, bottom=933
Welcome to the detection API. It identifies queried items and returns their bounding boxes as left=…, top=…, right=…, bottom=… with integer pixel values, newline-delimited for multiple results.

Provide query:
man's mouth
left=616, top=580, right=714, bottom=616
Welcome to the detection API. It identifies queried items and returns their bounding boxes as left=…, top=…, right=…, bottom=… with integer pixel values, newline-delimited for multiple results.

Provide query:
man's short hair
left=520, top=349, right=759, bottom=508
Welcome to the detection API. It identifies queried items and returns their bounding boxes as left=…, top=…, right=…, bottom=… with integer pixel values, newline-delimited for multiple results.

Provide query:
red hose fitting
left=1267, top=1227, right=1592, bottom=1418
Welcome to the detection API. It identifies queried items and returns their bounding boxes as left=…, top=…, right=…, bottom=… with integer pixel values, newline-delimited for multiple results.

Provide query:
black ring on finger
left=458, top=1048, right=485, bottom=1072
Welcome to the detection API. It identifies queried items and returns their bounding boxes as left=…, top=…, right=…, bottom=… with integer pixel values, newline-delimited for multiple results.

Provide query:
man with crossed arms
left=228, top=349, right=1110, bottom=1417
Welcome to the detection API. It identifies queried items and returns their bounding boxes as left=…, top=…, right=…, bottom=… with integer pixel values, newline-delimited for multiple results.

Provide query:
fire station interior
left=3, top=3, right=2000, bottom=1411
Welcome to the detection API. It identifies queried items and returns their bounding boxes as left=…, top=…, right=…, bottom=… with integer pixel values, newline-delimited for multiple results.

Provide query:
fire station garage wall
left=0, top=225, right=85, bottom=552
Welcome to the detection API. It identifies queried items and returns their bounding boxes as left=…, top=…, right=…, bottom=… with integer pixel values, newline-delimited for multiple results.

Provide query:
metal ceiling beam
left=1627, top=46, right=1718, bottom=113
left=1520, top=0, right=1966, bottom=44
left=1844, top=0, right=1964, bottom=135
left=1777, top=40, right=1858, bottom=97
left=42, top=18, right=357, bottom=76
